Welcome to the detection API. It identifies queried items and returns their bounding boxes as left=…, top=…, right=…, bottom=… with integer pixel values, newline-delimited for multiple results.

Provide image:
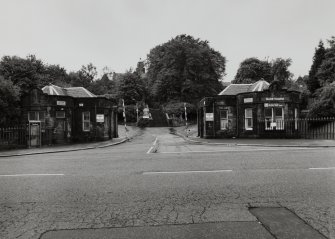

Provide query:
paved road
left=0, top=128, right=334, bottom=238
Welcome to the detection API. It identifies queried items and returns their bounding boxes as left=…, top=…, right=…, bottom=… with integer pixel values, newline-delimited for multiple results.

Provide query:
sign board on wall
left=264, top=103, right=285, bottom=108
left=244, top=98, right=253, bottom=103
left=96, top=114, right=104, bottom=122
left=265, top=97, right=285, bottom=101
left=57, top=101, right=66, bottom=106
left=205, top=113, right=214, bottom=121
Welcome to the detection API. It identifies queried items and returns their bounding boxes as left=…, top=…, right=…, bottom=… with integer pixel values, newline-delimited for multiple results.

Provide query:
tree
left=316, top=40, right=335, bottom=87
left=118, top=70, right=145, bottom=105
left=308, top=41, right=326, bottom=94
left=89, top=73, right=116, bottom=96
left=0, top=55, right=45, bottom=94
left=71, top=63, right=97, bottom=88
left=233, top=58, right=272, bottom=83
left=0, top=76, right=21, bottom=125
left=146, top=34, right=226, bottom=104
left=41, top=64, right=70, bottom=87
left=271, top=58, right=293, bottom=86
left=308, top=82, right=335, bottom=118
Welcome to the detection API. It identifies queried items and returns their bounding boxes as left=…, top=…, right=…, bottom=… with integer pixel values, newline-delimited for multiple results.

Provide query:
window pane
left=275, top=108, right=283, bottom=117
left=245, top=108, right=252, bottom=118
left=220, top=119, right=228, bottom=130
left=83, top=112, right=90, bottom=120
left=220, top=110, right=227, bottom=119
left=265, top=108, right=272, bottom=117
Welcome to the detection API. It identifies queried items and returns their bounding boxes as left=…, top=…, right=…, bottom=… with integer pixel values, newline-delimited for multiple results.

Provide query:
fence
left=257, top=118, right=335, bottom=139
left=0, top=125, right=28, bottom=149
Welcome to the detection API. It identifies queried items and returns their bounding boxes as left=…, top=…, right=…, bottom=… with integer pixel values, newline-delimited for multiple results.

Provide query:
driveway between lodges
left=173, top=125, right=335, bottom=148
left=0, top=125, right=141, bottom=157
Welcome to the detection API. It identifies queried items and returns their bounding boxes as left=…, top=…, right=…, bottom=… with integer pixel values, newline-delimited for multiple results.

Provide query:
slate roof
left=218, top=80, right=269, bottom=96
left=42, top=84, right=96, bottom=98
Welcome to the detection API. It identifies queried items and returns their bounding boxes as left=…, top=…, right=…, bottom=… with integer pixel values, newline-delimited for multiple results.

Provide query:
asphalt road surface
left=0, top=128, right=334, bottom=238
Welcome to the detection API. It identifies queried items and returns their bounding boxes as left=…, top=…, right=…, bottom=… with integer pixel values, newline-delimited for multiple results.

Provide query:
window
left=220, top=110, right=228, bottom=130
left=56, top=111, right=65, bottom=118
left=264, top=108, right=284, bottom=130
left=82, top=111, right=90, bottom=131
left=245, top=108, right=253, bottom=130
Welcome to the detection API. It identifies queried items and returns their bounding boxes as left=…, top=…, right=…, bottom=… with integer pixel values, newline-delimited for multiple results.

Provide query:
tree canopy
left=146, top=34, right=226, bottom=104
left=233, top=57, right=292, bottom=85
left=233, top=58, right=272, bottom=83
left=308, top=41, right=326, bottom=94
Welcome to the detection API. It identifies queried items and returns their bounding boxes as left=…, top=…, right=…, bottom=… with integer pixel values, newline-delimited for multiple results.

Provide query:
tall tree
left=71, top=63, right=97, bottom=88
left=118, top=70, right=145, bottom=105
left=308, top=40, right=326, bottom=94
left=0, top=76, right=21, bottom=125
left=0, top=55, right=45, bottom=94
left=271, top=58, right=293, bottom=86
left=316, top=39, right=335, bottom=87
left=146, top=34, right=226, bottom=104
left=233, top=58, right=272, bottom=83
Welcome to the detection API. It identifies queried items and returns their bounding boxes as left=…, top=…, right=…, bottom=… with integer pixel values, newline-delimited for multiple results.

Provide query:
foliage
left=307, top=82, right=335, bottom=118
left=316, top=43, right=335, bottom=87
left=163, top=102, right=196, bottom=116
left=271, top=58, right=293, bottom=86
left=118, top=70, right=145, bottom=105
left=233, top=57, right=292, bottom=85
left=0, top=76, right=21, bottom=125
left=0, top=55, right=45, bottom=94
left=308, top=41, right=326, bottom=94
left=146, top=34, right=226, bottom=104
left=71, top=63, right=97, bottom=88
left=89, top=73, right=116, bottom=95
left=233, top=58, right=272, bottom=83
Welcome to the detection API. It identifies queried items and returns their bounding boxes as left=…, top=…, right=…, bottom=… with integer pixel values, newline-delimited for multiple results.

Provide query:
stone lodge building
left=197, top=80, right=302, bottom=138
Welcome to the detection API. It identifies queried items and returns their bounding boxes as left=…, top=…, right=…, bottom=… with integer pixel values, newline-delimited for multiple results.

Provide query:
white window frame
left=82, top=111, right=90, bottom=132
left=294, top=108, right=298, bottom=130
left=265, top=107, right=284, bottom=130
left=244, top=108, right=253, bottom=130
left=220, top=110, right=229, bottom=130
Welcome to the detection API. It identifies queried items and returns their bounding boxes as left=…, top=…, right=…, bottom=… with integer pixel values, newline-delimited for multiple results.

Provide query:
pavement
left=0, top=125, right=140, bottom=157
left=173, top=125, right=335, bottom=147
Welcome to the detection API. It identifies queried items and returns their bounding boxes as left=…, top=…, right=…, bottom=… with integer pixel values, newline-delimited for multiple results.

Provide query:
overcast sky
left=0, top=0, right=334, bottom=81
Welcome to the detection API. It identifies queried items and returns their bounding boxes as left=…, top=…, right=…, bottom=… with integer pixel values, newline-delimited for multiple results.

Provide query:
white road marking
left=309, top=167, right=335, bottom=170
left=0, top=173, right=64, bottom=177
left=159, top=148, right=321, bottom=154
left=147, top=137, right=158, bottom=154
left=143, top=169, right=232, bottom=175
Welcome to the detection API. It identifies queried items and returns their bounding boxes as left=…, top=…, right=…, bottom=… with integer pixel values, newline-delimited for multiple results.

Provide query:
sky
left=0, top=0, right=334, bottom=81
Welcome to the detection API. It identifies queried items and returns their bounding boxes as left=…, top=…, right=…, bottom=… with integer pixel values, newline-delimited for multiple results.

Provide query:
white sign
left=79, top=103, right=84, bottom=107
left=244, top=98, right=253, bottom=103
left=265, top=97, right=285, bottom=101
left=206, top=113, right=214, bottom=121
left=57, top=101, right=66, bottom=106
left=270, top=122, right=277, bottom=127
left=264, top=103, right=285, bottom=108
left=96, top=114, right=104, bottom=122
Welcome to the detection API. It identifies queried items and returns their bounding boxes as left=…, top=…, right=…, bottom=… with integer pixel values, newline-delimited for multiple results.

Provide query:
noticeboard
left=206, top=113, right=214, bottom=121
left=96, top=114, right=104, bottom=122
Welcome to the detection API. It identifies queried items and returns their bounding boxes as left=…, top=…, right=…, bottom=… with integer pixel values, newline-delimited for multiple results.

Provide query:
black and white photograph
left=0, top=0, right=335, bottom=238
